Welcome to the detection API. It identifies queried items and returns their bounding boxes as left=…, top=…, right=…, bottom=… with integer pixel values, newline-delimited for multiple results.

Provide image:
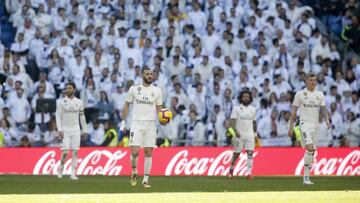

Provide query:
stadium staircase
left=0, top=0, right=16, bottom=48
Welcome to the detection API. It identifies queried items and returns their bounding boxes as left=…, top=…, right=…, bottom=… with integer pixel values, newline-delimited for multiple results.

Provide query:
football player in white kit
left=288, top=73, right=330, bottom=184
left=228, top=90, right=257, bottom=180
left=56, top=82, right=88, bottom=180
left=121, top=67, right=163, bottom=188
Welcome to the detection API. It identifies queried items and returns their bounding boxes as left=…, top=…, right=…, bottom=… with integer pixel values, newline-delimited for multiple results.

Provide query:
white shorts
left=129, top=121, right=156, bottom=148
left=233, top=136, right=255, bottom=153
left=299, top=122, right=319, bottom=147
left=61, top=130, right=81, bottom=150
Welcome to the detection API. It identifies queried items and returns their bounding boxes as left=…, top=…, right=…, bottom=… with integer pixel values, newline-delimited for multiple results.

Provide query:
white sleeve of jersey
left=292, top=92, right=300, bottom=107
left=230, top=106, right=238, bottom=119
left=125, top=86, right=134, bottom=103
left=79, top=100, right=87, bottom=134
left=55, top=99, right=63, bottom=131
left=155, top=88, right=163, bottom=106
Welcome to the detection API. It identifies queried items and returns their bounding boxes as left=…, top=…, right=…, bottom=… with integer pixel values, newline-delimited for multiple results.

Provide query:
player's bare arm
left=288, top=105, right=298, bottom=137
left=122, top=101, right=131, bottom=119
left=230, top=118, right=240, bottom=137
left=320, top=105, right=331, bottom=129
left=121, top=101, right=131, bottom=132
left=156, top=105, right=163, bottom=113
left=253, top=120, right=257, bottom=137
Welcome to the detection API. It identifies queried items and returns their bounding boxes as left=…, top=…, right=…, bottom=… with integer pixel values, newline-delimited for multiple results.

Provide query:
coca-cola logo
left=165, top=150, right=258, bottom=176
left=33, top=150, right=128, bottom=175
left=295, top=150, right=360, bottom=176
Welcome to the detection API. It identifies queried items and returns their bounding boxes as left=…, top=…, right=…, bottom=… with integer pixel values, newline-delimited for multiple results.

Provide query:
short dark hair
left=66, top=82, right=76, bottom=89
left=306, top=72, right=316, bottom=79
left=141, top=67, right=151, bottom=74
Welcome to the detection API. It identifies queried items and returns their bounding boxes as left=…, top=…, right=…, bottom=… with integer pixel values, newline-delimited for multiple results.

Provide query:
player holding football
left=288, top=73, right=330, bottom=184
left=121, top=67, right=163, bottom=188
left=228, top=90, right=257, bottom=180
left=56, top=82, right=87, bottom=180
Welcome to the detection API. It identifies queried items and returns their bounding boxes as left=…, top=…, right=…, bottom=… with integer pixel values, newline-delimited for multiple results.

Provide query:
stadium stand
left=0, top=0, right=359, bottom=148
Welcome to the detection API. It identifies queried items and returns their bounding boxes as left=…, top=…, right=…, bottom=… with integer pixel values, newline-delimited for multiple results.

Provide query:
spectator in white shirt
left=342, top=111, right=360, bottom=147
left=0, top=118, right=19, bottom=147
left=288, top=31, right=308, bottom=57
left=222, top=88, right=234, bottom=118
left=330, top=102, right=343, bottom=146
left=168, top=83, right=189, bottom=108
left=344, top=91, right=360, bottom=117
left=43, top=117, right=61, bottom=147
left=185, top=110, right=205, bottom=146
left=80, top=78, right=100, bottom=122
left=311, top=35, right=331, bottom=63
left=52, top=7, right=69, bottom=32
left=271, top=74, right=292, bottom=98
left=48, top=57, right=70, bottom=97
left=11, top=5, right=36, bottom=29
left=205, top=0, right=223, bottom=26
left=10, top=33, right=29, bottom=66
left=189, top=83, right=207, bottom=120
left=334, top=71, right=351, bottom=98
left=111, top=84, right=126, bottom=117
left=31, top=82, right=55, bottom=126
left=6, top=88, right=31, bottom=126
left=202, top=25, right=221, bottom=56
left=121, top=37, right=143, bottom=67
left=318, top=116, right=333, bottom=147
left=166, top=55, right=186, bottom=78
left=275, top=93, right=291, bottom=112
left=274, top=110, right=293, bottom=146
left=16, top=18, right=36, bottom=46
left=86, top=119, right=105, bottom=146
left=193, top=55, right=213, bottom=84
left=325, top=85, right=338, bottom=108
left=33, top=4, right=52, bottom=35
left=187, top=2, right=207, bottom=35
left=295, top=12, right=313, bottom=38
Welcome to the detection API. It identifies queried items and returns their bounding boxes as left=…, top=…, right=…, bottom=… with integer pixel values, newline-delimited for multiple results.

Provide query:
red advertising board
left=0, top=147, right=359, bottom=176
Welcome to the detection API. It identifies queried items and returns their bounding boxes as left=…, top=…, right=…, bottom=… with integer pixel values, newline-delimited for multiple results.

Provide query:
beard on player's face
left=65, top=88, right=75, bottom=97
left=66, top=91, right=75, bottom=97
left=143, top=77, right=152, bottom=84
left=242, top=99, right=250, bottom=105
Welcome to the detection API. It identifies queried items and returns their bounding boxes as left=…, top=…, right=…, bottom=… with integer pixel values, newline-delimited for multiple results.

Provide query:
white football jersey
left=230, top=104, right=256, bottom=137
left=56, top=96, right=84, bottom=131
left=292, top=88, right=325, bottom=125
left=126, top=83, right=163, bottom=121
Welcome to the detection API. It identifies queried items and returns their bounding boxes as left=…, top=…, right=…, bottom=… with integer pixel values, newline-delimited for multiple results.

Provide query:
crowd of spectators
left=301, top=0, right=360, bottom=53
left=0, top=0, right=359, bottom=148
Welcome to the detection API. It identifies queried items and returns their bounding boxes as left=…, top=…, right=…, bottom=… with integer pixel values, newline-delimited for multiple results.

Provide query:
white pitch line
left=1, top=191, right=360, bottom=203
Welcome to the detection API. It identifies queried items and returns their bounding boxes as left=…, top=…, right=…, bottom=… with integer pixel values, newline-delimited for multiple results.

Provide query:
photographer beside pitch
left=288, top=73, right=331, bottom=184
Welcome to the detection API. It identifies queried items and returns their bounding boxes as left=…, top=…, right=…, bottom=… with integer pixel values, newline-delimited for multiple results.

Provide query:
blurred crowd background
left=0, top=0, right=359, bottom=148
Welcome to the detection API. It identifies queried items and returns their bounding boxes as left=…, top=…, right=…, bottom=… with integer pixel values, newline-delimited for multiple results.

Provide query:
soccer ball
left=158, top=108, right=173, bottom=124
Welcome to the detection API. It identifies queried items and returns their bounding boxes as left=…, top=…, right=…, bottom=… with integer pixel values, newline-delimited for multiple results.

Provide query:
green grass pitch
left=0, top=175, right=359, bottom=194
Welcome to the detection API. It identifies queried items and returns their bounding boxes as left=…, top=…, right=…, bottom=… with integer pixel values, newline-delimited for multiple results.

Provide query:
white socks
left=229, top=153, right=238, bottom=171
left=130, top=154, right=139, bottom=175
left=71, top=150, right=78, bottom=176
left=304, top=150, right=314, bottom=177
left=59, top=150, right=69, bottom=174
left=143, top=157, right=152, bottom=183
left=247, top=156, right=253, bottom=175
